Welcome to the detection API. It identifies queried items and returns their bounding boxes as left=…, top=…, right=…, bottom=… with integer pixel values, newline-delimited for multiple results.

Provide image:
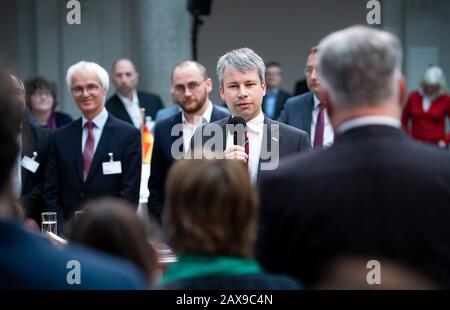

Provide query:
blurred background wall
left=0, top=0, right=448, bottom=117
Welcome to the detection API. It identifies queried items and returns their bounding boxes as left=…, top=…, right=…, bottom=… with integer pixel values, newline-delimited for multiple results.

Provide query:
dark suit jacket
left=44, top=114, right=141, bottom=223
left=54, top=111, right=73, bottom=128
left=262, top=89, right=291, bottom=120
left=106, top=91, right=164, bottom=124
left=190, top=116, right=311, bottom=178
left=160, top=273, right=301, bottom=290
left=0, top=220, right=146, bottom=289
left=147, top=107, right=229, bottom=222
left=277, top=91, right=315, bottom=137
left=257, top=125, right=450, bottom=288
left=21, top=123, right=50, bottom=223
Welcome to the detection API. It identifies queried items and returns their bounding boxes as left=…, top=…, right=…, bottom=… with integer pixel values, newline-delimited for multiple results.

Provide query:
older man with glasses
left=44, top=61, right=141, bottom=226
left=278, top=46, right=334, bottom=149
left=147, top=60, right=229, bottom=224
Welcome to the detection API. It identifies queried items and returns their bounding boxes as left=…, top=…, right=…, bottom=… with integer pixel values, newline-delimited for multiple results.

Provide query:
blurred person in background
left=25, top=77, right=73, bottom=130
left=402, top=66, right=450, bottom=148
left=4, top=72, right=50, bottom=227
left=159, top=158, right=301, bottom=290
left=66, top=198, right=157, bottom=286
left=262, top=62, right=291, bottom=119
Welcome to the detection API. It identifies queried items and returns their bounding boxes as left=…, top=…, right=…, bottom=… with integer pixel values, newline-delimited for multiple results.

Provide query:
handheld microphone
left=227, top=116, right=246, bottom=146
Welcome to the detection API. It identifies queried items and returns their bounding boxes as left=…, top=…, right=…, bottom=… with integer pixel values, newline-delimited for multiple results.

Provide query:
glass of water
left=41, top=212, right=57, bottom=235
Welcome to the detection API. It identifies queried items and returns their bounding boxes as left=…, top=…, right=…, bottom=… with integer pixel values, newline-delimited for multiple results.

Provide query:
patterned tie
left=244, top=131, right=249, bottom=165
left=83, top=121, right=95, bottom=180
left=313, top=103, right=325, bottom=149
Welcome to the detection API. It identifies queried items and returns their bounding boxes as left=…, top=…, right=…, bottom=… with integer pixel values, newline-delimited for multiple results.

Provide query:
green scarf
left=160, top=254, right=263, bottom=286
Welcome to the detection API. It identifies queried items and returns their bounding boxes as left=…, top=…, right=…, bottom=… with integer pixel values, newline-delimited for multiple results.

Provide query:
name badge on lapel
left=21, top=152, right=40, bottom=173
left=102, top=153, right=122, bottom=175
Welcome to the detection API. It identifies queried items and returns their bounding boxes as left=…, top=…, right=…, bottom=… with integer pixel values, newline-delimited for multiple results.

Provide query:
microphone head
left=227, top=116, right=247, bottom=146
left=227, top=116, right=246, bottom=127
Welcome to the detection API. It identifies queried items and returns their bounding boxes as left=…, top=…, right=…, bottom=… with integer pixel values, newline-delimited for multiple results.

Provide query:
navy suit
left=106, top=91, right=164, bottom=124
left=21, top=122, right=50, bottom=223
left=0, top=220, right=147, bottom=289
left=277, top=91, right=314, bottom=137
left=262, top=89, right=291, bottom=120
left=44, top=114, right=141, bottom=223
left=147, top=107, right=229, bottom=222
left=257, top=125, right=450, bottom=287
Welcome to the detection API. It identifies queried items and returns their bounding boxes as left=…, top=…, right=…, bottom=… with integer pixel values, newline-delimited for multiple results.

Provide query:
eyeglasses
left=71, top=84, right=102, bottom=96
left=173, top=80, right=207, bottom=95
left=32, top=90, right=52, bottom=98
left=304, top=67, right=317, bottom=77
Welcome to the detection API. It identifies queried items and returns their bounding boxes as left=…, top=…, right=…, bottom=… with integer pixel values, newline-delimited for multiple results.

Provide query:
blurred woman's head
left=67, top=199, right=157, bottom=284
left=25, top=77, right=58, bottom=113
left=164, top=159, right=259, bottom=258
left=421, top=66, right=447, bottom=97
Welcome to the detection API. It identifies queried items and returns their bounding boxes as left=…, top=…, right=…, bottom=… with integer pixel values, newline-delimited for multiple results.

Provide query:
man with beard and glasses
left=147, top=61, right=229, bottom=223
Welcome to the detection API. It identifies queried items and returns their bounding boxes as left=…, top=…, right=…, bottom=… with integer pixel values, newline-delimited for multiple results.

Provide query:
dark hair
left=164, top=159, right=259, bottom=258
left=307, top=46, right=319, bottom=58
left=25, top=76, right=58, bottom=110
left=265, top=61, right=281, bottom=69
left=0, top=70, right=22, bottom=192
left=66, top=199, right=157, bottom=284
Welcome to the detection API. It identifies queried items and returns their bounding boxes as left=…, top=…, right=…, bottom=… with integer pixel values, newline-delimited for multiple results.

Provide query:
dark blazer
left=256, top=125, right=450, bottom=288
left=277, top=91, right=315, bottom=136
left=147, top=107, right=229, bottom=222
left=106, top=91, right=164, bottom=124
left=160, top=273, right=301, bottom=290
left=44, top=114, right=141, bottom=223
left=55, top=111, right=73, bottom=128
left=262, top=89, right=291, bottom=120
left=21, top=122, right=50, bottom=223
left=190, top=116, right=311, bottom=177
left=0, top=220, right=147, bottom=289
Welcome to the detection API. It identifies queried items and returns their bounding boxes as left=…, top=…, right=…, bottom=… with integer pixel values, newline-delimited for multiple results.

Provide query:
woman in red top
left=402, top=66, right=450, bottom=147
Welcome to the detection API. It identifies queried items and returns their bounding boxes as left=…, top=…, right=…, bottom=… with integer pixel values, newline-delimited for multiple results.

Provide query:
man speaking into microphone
left=191, top=48, right=311, bottom=182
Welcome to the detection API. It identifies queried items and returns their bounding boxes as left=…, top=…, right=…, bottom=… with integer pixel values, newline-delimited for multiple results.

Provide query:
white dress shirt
left=337, top=116, right=401, bottom=134
left=81, top=108, right=109, bottom=154
left=226, top=111, right=265, bottom=183
left=117, top=90, right=142, bottom=129
left=310, top=94, right=334, bottom=148
left=182, top=101, right=213, bottom=153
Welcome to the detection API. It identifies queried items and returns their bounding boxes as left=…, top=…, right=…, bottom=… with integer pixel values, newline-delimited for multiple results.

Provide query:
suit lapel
left=171, top=113, right=184, bottom=154
left=73, top=119, right=84, bottom=183
left=257, top=118, right=280, bottom=177
left=85, top=116, right=114, bottom=185
left=20, top=123, right=34, bottom=183
left=302, top=93, right=314, bottom=135
left=113, top=95, right=133, bottom=124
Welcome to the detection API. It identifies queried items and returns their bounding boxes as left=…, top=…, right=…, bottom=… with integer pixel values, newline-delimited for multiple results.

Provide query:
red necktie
left=313, top=103, right=325, bottom=149
left=83, top=121, right=95, bottom=180
left=244, top=131, right=249, bottom=165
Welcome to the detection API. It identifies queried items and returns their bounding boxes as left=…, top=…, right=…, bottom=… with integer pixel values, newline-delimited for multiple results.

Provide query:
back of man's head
left=0, top=70, right=22, bottom=193
left=318, top=25, right=403, bottom=108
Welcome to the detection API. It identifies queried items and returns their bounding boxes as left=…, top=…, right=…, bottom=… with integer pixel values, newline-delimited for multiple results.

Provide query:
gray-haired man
left=192, top=48, right=311, bottom=183
left=257, top=25, right=450, bottom=288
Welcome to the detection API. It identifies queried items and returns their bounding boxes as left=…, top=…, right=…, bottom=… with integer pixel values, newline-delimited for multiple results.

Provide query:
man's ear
left=219, top=86, right=225, bottom=101
left=398, top=75, right=407, bottom=107
left=323, top=91, right=333, bottom=118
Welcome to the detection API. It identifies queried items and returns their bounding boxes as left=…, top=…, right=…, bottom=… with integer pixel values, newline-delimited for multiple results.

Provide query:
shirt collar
left=181, top=100, right=213, bottom=125
left=266, top=88, right=280, bottom=96
left=338, top=116, right=401, bottom=134
left=82, top=107, right=108, bottom=129
left=246, top=110, right=265, bottom=133
left=313, top=94, right=321, bottom=108
left=117, top=90, right=138, bottom=105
